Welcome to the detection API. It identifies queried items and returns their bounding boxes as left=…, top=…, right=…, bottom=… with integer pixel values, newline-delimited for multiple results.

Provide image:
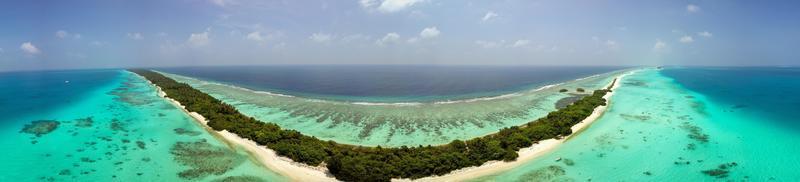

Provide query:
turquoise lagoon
left=475, top=68, right=800, bottom=181
left=5, top=67, right=798, bottom=181
left=160, top=68, right=625, bottom=147
left=0, top=70, right=286, bottom=181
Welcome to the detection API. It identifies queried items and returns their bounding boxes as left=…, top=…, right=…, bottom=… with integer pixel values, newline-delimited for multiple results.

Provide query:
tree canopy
left=131, top=69, right=613, bottom=182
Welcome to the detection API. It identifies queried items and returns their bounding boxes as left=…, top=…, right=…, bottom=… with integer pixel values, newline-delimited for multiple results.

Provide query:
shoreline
left=135, top=72, right=338, bottom=181
left=398, top=71, right=634, bottom=181
left=138, top=70, right=634, bottom=182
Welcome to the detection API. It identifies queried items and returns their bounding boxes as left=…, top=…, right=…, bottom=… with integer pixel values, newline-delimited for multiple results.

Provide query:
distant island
left=131, top=69, right=620, bottom=181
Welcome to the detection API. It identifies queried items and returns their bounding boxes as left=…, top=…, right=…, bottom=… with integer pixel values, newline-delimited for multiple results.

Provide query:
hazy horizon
left=10, top=63, right=799, bottom=73
left=2, top=0, right=799, bottom=72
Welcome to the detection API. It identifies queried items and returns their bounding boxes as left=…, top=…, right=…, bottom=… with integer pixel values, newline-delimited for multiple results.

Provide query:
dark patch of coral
left=174, top=128, right=202, bottom=136
left=212, top=175, right=267, bottom=182
left=516, top=165, right=570, bottom=182
left=75, top=117, right=94, bottom=128
left=680, top=122, right=709, bottom=143
left=701, top=162, right=738, bottom=178
left=170, top=140, right=245, bottom=180
left=20, top=120, right=60, bottom=137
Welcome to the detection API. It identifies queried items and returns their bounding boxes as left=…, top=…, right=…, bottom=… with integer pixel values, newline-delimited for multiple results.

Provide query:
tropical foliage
left=131, top=69, right=612, bottom=182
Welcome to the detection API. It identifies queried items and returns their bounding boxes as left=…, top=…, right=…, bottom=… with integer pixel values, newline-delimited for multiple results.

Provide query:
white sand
left=137, top=74, right=337, bottom=181
left=399, top=71, right=633, bottom=182
left=139, top=70, right=633, bottom=182
left=217, top=131, right=336, bottom=181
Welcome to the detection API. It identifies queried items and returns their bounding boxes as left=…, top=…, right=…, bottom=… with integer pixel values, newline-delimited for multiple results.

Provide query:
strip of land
left=131, top=69, right=631, bottom=182
left=139, top=73, right=336, bottom=181
left=406, top=71, right=633, bottom=181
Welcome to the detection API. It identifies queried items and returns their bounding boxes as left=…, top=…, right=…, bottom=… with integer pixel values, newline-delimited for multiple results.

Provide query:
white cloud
left=406, top=27, right=439, bottom=43
left=687, top=4, right=700, bottom=13
left=20, top=42, right=41, bottom=55
left=360, top=0, right=378, bottom=8
left=476, top=40, right=537, bottom=48
left=247, top=31, right=266, bottom=41
left=549, top=46, right=559, bottom=52
left=56, top=30, right=68, bottom=38
left=511, top=39, right=530, bottom=48
left=697, top=31, right=713, bottom=38
left=341, top=34, right=372, bottom=43
left=55, top=30, right=80, bottom=39
left=482, top=11, right=498, bottom=21
left=363, top=0, right=425, bottom=13
left=188, top=32, right=210, bottom=47
left=591, top=36, right=599, bottom=42
left=0, top=48, right=4, bottom=54
left=419, top=27, right=440, bottom=39
left=679, top=36, right=694, bottom=43
left=157, top=32, right=168, bottom=37
left=380, top=0, right=424, bottom=12
left=309, top=33, right=333, bottom=43
left=127, top=32, right=144, bottom=40
left=475, top=40, right=504, bottom=48
left=605, top=40, right=619, bottom=50
left=376, top=33, right=401, bottom=45
left=653, top=39, right=668, bottom=52
left=210, top=0, right=235, bottom=7
left=247, top=31, right=283, bottom=42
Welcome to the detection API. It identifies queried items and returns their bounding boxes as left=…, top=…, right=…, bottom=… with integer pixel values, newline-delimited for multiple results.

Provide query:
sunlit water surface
left=160, top=66, right=627, bottom=147
left=0, top=70, right=287, bottom=181
left=475, top=68, right=800, bottom=181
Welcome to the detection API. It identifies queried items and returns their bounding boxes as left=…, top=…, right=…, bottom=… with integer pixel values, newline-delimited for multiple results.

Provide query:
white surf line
left=157, top=69, right=626, bottom=106
left=396, top=70, right=637, bottom=182
left=137, top=69, right=638, bottom=182
left=132, top=72, right=338, bottom=182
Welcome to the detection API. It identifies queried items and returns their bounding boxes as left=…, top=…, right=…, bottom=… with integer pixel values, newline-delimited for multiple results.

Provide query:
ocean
left=158, top=66, right=627, bottom=146
left=0, top=70, right=287, bottom=181
left=5, top=66, right=796, bottom=181
left=476, top=67, right=800, bottom=181
left=661, top=67, right=800, bottom=130
left=158, top=65, right=624, bottom=102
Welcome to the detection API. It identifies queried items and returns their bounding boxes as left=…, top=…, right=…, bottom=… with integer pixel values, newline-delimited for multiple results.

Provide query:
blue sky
left=1, top=0, right=799, bottom=71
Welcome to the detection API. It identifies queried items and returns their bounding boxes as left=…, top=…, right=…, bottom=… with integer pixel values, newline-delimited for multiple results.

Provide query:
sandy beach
left=141, top=70, right=632, bottom=182
left=138, top=73, right=338, bottom=181
left=398, top=71, right=633, bottom=182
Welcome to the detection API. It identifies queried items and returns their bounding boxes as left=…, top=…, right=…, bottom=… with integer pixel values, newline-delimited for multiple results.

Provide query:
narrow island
left=130, top=69, right=622, bottom=181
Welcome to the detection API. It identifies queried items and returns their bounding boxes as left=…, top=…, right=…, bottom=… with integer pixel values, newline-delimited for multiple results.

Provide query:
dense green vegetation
left=131, top=69, right=613, bottom=182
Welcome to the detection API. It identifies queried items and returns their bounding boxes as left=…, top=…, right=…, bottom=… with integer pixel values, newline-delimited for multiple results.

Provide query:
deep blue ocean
left=158, top=65, right=624, bottom=102
left=662, top=67, right=800, bottom=130
left=2, top=67, right=800, bottom=181
left=0, top=69, right=288, bottom=181
left=0, top=70, right=120, bottom=123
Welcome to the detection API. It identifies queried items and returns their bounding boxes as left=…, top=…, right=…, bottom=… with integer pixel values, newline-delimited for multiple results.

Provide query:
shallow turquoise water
left=0, top=70, right=287, bottom=181
left=9, top=67, right=793, bottom=181
left=162, top=70, right=625, bottom=147
left=475, top=68, right=800, bottom=181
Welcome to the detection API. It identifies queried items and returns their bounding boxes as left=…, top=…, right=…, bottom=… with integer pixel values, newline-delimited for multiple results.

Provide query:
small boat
left=555, top=157, right=562, bottom=162
left=65, top=80, right=70, bottom=84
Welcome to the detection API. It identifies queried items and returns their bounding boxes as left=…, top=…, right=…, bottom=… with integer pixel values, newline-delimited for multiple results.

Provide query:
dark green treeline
left=130, top=69, right=612, bottom=182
